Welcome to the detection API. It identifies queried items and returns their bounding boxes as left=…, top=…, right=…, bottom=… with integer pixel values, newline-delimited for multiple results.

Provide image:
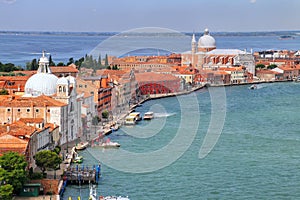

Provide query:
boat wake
left=154, top=112, right=176, bottom=118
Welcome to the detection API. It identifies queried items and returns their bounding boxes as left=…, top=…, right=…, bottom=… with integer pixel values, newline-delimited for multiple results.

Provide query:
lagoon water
left=1, top=32, right=300, bottom=199
left=63, top=82, right=300, bottom=199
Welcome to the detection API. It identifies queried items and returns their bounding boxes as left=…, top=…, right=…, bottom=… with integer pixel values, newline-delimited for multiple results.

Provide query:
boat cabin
left=125, top=115, right=136, bottom=125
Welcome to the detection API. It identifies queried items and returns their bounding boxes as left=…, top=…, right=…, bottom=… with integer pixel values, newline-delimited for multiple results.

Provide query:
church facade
left=181, top=29, right=255, bottom=75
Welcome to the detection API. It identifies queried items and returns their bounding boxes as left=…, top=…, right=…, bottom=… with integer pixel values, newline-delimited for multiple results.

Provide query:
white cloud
left=1, top=0, right=16, bottom=4
left=250, top=0, right=257, bottom=3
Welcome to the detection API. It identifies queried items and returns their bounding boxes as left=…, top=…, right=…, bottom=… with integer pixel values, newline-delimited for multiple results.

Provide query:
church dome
left=24, top=51, right=58, bottom=97
left=25, top=73, right=58, bottom=96
left=198, top=28, right=216, bottom=49
left=57, top=76, right=69, bottom=85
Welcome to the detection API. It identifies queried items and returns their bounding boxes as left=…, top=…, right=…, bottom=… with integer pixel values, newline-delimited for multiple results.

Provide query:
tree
left=98, top=55, right=103, bottom=68
left=0, top=184, right=14, bottom=200
left=0, top=89, right=8, bottom=95
left=267, top=64, right=277, bottom=69
left=67, top=57, right=74, bottom=66
left=104, top=54, right=109, bottom=67
left=255, top=64, right=265, bottom=69
left=102, top=110, right=109, bottom=119
left=49, top=55, right=56, bottom=66
left=57, top=62, right=65, bottom=66
left=0, top=152, right=28, bottom=194
left=35, top=150, right=62, bottom=174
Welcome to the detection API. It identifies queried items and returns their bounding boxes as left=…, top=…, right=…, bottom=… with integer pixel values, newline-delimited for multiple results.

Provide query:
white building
left=24, top=51, right=81, bottom=145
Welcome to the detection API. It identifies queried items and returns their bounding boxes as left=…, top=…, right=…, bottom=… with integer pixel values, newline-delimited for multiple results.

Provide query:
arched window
left=59, top=86, right=62, bottom=92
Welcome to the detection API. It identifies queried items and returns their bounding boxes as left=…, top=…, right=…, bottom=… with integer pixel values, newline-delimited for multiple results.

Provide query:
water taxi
left=124, top=115, right=136, bottom=125
left=143, top=112, right=154, bottom=120
left=129, top=112, right=142, bottom=121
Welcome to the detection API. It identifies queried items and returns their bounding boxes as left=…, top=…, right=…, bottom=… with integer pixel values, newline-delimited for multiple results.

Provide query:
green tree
left=102, top=110, right=109, bottom=119
left=0, top=184, right=14, bottom=200
left=267, top=64, right=277, bottom=69
left=35, top=150, right=62, bottom=174
left=0, top=152, right=28, bottom=194
left=57, top=62, right=65, bottom=66
left=104, top=54, right=109, bottom=67
left=92, top=116, right=100, bottom=125
left=98, top=55, right=103, bottom=68
left=67, top=57, right=74, bottom=66
left=0, top=89, right=8, bottom=95
left=49, top=55, right=56, bottom=66
left=255, top=64, right=265, bottom=69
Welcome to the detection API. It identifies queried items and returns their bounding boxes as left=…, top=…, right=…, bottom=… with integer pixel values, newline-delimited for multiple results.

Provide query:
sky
left=0, top=0, right=299, bottom=32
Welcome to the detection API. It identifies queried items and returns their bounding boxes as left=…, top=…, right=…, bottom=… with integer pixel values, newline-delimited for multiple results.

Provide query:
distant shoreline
left=0, top=30, right=299, bottom=37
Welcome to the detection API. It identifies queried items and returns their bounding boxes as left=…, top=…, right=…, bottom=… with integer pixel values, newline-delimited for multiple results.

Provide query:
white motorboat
left=124, top=115, right=136, bottom=125
left=102, top=196, right=130, bottom=200
left=75, top=141, right=89, bottom=150
left=143, top=111, right=154, bottom=120
left=99, top=138, right=120, bottom=148
left=129, top=112, right=142, bottom=121
left=249, top=84, right=257, bottom=90
left=89, top=185, right=97, bottom=200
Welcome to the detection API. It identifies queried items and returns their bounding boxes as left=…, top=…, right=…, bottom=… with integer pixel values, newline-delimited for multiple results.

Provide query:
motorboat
left=249, top=84, right=257, bottom=90
left=99, top=138, right=120, bottom=148
left=102, top=196, right=130, bottom=200
left=129, top=112, right=142, bottom=121
left=89, top=184, right=130, bottom=200
left=75, top=142, right=89, bottom=150
left=143, top=112, right=154, bottom=120
left=72, top=155, right=83, bottom=164
left=72, top=149, right=83, bottom=163
left=124, top=115, right=136, bottom=125
left=89, top=185, right=97, bottom=200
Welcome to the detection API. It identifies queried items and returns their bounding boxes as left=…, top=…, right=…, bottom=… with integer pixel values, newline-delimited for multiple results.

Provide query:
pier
left=64, top=164, right=101, bottom=184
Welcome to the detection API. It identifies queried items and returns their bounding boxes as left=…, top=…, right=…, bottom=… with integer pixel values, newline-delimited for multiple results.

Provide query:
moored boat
left=75, top=142, right=89, bottom=150
left=143, top=111, right=154, bottom=120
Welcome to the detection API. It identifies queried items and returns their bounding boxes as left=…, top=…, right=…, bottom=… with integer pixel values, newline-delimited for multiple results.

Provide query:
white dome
left=66, top=76, right=76, bottom=85
left=198, top=29, right=216, bottom=48
left=25, top=73, right=58, bottom=96
left=57, top=76, right=69, bottom=85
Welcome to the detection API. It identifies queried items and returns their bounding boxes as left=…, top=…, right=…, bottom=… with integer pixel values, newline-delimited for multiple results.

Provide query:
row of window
left=7, top=108, right=50, bottom=113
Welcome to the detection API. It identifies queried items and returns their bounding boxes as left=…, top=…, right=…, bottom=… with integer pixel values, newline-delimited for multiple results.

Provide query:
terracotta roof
left=135, top=72, right=180, bottom=83
left=49, top=66, right=79, bottom=73
left=0, top=94, right=66, bottom=107
left=0, top=134, right=28, bottom=154
left=256, top=70, right=281, bottom=74
left=19, top=118, right=44, bottom=123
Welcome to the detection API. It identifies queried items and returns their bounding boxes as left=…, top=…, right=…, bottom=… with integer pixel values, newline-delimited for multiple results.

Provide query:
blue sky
left=0, top=0, right=299, bottom=32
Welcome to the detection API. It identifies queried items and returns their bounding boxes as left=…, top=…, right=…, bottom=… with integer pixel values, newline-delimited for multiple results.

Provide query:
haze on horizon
left=0, top=0, right=299, bottom=33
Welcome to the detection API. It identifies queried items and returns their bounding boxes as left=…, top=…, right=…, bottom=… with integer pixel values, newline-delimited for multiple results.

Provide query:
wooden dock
left=64, top=164, right=101, bottom=184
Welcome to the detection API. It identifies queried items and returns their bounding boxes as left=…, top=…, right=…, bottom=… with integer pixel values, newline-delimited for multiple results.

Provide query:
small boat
left=89, top=185, right=97, bottom=200
left=293, top=76, right=300, bottom=82
left=99, top=138, right=120, bottom=148
left=143, top=112, right=154, bottom=120
left=102, top=196, right=130, bottom=200
left=75, top=142, right=89, bottom=150
left=249, top=84, right=257, bottom=90
left=279, top=35, right=295, bottom=40
left=129, top=112, right=142, bottom=121
left=89, top=184, right=130, bottom=200
left=124, top=115, right=136, bottom=125
left=72, top=155, right=83, bottom=164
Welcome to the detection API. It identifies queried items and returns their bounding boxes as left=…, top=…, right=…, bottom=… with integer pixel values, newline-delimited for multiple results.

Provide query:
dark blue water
left=63, top=82, right=300, bottom=199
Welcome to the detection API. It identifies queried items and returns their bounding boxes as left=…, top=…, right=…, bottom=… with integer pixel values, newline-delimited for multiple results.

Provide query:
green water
left=63, top=82, right=300, bottom=199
